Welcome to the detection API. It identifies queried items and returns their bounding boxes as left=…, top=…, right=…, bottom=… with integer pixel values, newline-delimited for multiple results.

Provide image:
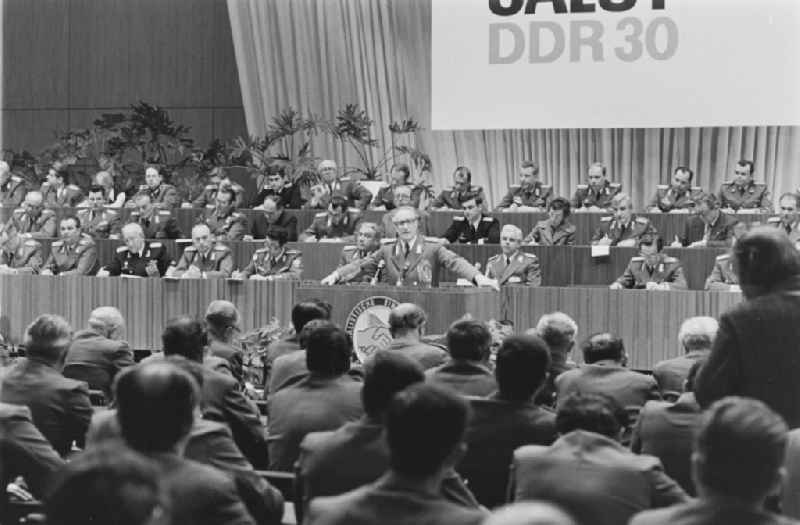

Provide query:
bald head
left=25, top=191, right=43, bottom=206
left=205, top=300, right=240, bottom=342
left=87, top=307, right=126, bottom=340
left=484, top=502, right=577, bottom=525
left=389, top=303, right=427, bottom=339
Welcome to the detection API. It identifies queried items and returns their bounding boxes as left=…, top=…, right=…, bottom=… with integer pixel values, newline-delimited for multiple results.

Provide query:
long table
left=0, top=276, right=742, bottom=369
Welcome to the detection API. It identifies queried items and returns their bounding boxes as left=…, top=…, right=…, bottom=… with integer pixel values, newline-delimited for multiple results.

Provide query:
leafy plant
left=239, top=317, right=294, bottom=390
left=328, top=104, right=382, bottom=180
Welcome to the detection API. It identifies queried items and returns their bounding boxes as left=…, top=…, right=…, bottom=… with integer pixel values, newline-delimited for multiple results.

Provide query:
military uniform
left=6, top=208, right=57, bottom=238
left=42, top=234, right=99, bottom=275
left=301, top=209, right=362, bottom=241
left=524, top=219, right=576, bottom=246
left=371, top=185, right=424, bottom=210
left=135, top=183, right=179, bottom=210
left=767, top=216, right=800, bottom=244
left=335, top=236, right=480, bottom=287
left=240, top=248, right=302, bottom=280
left=678, top=213, right=738, bottom=247
left=40, top=182, right=83, bottom=207
left=171, top=244, right=233, bottom=278
left=648, top=185, right=703, bottom=212
left=0, top=175, right=27, bottom=208
left=718, top=181, right=772, bottom=213
left=192, top=182, right=245, bottom=209
left=382, top=208, right=430, bottom=238
left=130, top=209, right=181, bottom=239
left=484, top=251, right=541, bottom=286
left=198, top=208, right=248, bottom=241
left=250, top=180, right=304, bottom=209
left=104, top=242, right=171, bottom=277
left=336, top=245, right=380, bottom=283
left=306, top=178, right=373, bottom=211
left=572, top=181, right=621, bottom=210
left=443, top=215, right=501, bottom=244
left=0, top=238, right=42, bottom=273
left=704, top=253, right=738, bottom=291
left=614, top=254, right=687, bottom=289
left=497, top=183, right=553, bottom=209
left=76, top=208, right=121, bottom=239
left=591, top=215, right=657, bottom=246
left=431, top=185, right=486, bottom=210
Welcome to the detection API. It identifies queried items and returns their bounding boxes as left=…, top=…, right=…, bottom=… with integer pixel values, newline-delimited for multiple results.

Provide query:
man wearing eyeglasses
left=766, top=193, right=800, bottom=244
left=321, top=206, right=499, bottom=289
left=485, top=225, right=541, bottom=286
left=718, top=160, right=772, bottom=213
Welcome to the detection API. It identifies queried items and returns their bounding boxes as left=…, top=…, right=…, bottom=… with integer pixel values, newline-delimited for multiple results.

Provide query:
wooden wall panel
left=3, top=109, right=69, bottom=151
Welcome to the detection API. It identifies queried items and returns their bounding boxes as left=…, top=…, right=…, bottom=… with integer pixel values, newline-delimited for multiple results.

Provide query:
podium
left=296, top=283, right=501, bottom=361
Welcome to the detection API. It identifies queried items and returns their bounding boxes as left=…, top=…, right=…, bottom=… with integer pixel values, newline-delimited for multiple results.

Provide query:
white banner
left=431, top=0, right=800, bottom=129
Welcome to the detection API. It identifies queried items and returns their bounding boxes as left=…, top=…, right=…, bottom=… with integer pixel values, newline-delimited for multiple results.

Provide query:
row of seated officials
left=2, top=297, right=800, bottom=524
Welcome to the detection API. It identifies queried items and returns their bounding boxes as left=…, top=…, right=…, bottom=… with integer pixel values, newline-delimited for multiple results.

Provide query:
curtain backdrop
left=227, top=0, right=800, bottom=209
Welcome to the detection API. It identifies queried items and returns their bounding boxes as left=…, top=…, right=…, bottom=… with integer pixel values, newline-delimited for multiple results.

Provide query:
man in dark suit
left=631, top=397, right=791, bottom=525
left=652, top=316, right=717, bottom=394
left=306, top=383, right=487, bottom=525
left=555, top=333, right=661, bottom=412
left=0, top=314, right=92, bottom=456
left=297, top=352, right=478, bottom=520
left=205, top=300, right=245, bottom=386
left=312, top=159, right=373, bottom=211
left=442, top=196, right=500, bottom=244
left=247, top=195, right=298, bottom=241
left=267, top=323, right=363, bottom=471
left=674, top=192, right=738, bottom=247
left=63, top=306, right=135, bottom=397
left=373, top=303, right=447, bottom=370
left=460, top=335, right=557, bottom=508
left=114, top=360, right=257, bottom=525
left=695, top=227, right=800, bottom=428
left=426, top=320, right=498, bottom=397
left=251, top=167, right=303, bottom=209
left=631, top=359, right=705, bottom=496
left=510, top=393, right=688, bottom=525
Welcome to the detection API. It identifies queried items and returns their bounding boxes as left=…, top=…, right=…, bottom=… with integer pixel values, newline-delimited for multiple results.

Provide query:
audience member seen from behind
left=652, top=316, right=717, bottom=395
left=114, top=361, right=256, bottom=525
left=530, top=312, right=578, bottom=406
left=375, top=303, right=448, bottom=370
left=484, top=502, right=577, bottom=525
left=306, top=383, right=487, bottom=525
left=205, top=300, right=245, bottom=386
left=630, top=397, right=792, bottom=525
left=694, top=226, right=800, bottom=428
left=0, top=314, right=91, bottom=456
left=426, top=319, right=498, bottom=397
left=45, top=443, right=168, bottom=525
left=511, top=393, right=688, bottom=525
left=266, top=323, right=363, bottom=471
left=460, top=335, right=557, bottom=508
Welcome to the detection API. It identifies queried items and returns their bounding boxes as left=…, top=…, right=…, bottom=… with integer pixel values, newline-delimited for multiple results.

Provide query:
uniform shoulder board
left=481, top=217, right=495, bottom=222
left=755, top=182, right=766, bottom=187
left=116, top=246, right=129, bottom=253
left=254, top=248, right=268, bottom=253
left=78, top=237, right=92, bottom=245
left=424, top=236, right=445, bottom=243
left=716, top=253, right=730, bottom=261
left=523, top=252, right=538, bottom=258
left=314, top=212, right=328, bottom=218
left=41, top=209, right=55, bottom=216
left=105, top=210, right=118, bottom=216
left=231, top=212, right=245, bottom=219
left=41, top=181, right=51, bottom=187
left=600, top=216, right=612, bottom=222
left=541, top=184, right=552, bottom=189
left=635, top=216, right=649, bottom=224
left=285, top=249, right=300, bottom=255
left=149, top=242, right=162, bottom=248
left=656, top=184, right=668, bottom=189
left=664, top=256, right=678, bottom=263
left=340, top=176, right=352, bottom=182
left=10, top=175, right=21, bottom=182
left=576, top=184, right=588, bottom=190
left=158, top=210, right=171, bottom=216
left=204, top=184, right=217, bottom=190
left=52, top=241, right=63, bottom=247
left=23, top=239, right=39, bottom=248
left=767, top=217, right=781, bottom=224
left=469, top=185, right=483, bottom=192
left=453, top=216, right=465, bottom=221
left=185, top=246, right=197, bottom=252
left=631, top=256, right=644, bottom=262
left=609, top=182, right=622, bottom=189
left=12, top=208, right=24, bottom=214
left=342, top=245, right=356, bottom=252
left=381, top=238, right=395, bottom=245
left=67, top=184, right=80, bottom=191
left=487, top=253, right=501, bottom=261
left=214, top=244, right=229, bottom=251
left=509, top=184, right=521, bottom=190
left=347, top=207, right=360, bottom=214
left=691, top=186, right=703, bottom=191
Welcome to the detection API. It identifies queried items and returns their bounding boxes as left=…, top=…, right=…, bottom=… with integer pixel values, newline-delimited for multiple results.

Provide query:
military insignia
left=345, top=296, right=400, bottom=362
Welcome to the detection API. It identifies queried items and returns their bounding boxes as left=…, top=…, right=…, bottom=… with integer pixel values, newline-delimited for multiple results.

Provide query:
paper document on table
left=591, top=245, right=610, bottom=258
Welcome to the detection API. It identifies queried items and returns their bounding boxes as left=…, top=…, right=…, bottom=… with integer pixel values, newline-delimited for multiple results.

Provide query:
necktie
left=404, top=243, right=410, bottom=257
left=786, top=224, right=792, bottom=236
left=505, top=256, right=511, bottom=267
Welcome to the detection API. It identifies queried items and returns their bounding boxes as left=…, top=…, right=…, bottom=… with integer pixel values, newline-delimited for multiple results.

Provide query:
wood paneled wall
left=1, top=0, right=246, bottom=152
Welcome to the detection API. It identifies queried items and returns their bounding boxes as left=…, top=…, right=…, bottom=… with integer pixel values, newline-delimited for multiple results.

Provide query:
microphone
left=370, top=260, right=386, bottom=285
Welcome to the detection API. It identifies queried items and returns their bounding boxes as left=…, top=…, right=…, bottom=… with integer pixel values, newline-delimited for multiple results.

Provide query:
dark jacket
left=425, top=360, right=497, bottom=397
left=443, top=215, right=501, bottom=244
left=250, top=211, right=298, bottom=241
left=64, top=329, right=135, bottom=396
left=630, top=500, right=798, bottom=525
left=678, top=212, right=738, bottom=247
left=652, top=350, right=709, bottom=394
left=555, top=363, right=661, bottom=410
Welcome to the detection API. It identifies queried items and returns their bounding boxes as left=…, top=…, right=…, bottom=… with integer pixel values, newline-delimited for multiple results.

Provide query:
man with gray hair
left=0, top=315, right=92, bottom=456
left=530, top=312, right=578, bottom=405
left=0, top=160, right=27, bottom=208
left=375, top=303, right=448, bottom=370
left=4, top=190, right=57, bottom=238
left=485, top=225, right=541, bottom=286
left=97, top=222, right=171, bottom=277
left=591, top=193, right=657, bottom=247
left=205, top=300, right=245, bottom=385
left=63, top=307, right=135, bottom=398
left=652, top=316, right=718, bottom=394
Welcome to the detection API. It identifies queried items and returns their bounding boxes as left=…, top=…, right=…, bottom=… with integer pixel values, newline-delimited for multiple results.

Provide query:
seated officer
left=572, top=162, right=621, bottom=211
left=130, top=166, right=179, bottom=210
left=0, top=223, right=42, bottom=274
left=496, top=160, right=552, bottom=211
left=129, top=193, right=181, bottom=239
left=0, top=161, right=27, bottom=208
left=610, top=235, right=687, bottom=290
left=371, top=163, right=423, bottom=210
left=300, top=196, right=362, bottom=242
left=431, top=166, right=487, bottom=210
left=197, top=187, right=247, bottom=241
left=673, top=192, right=738, bottom=248
left=591, top=193, right=657, bottom=247
left=40, top=167, right=83, bottom=207
left=97, top=223, right=171, bottom=278
left=5, top=191, right=57, bottom=238
left=233, top=227, right=302, bottom=281
left=484, top=225, right=541, bottom=286
left=251, top=166, right=303, bottom=209
left=704, top=221, right=748, bottom=292
left=77, top=185, right=121, bottom=239
left=442, top=196, right=500, bottom=244
left=647, top=167, right=703, bottom=213
left=247, top=195, right=298, bottom=241
left=767, top=192, right=800, bottom=244
left=191, top=167, right=245, bottom=208
left=41, top=216, right=99, bottom=276
left=382, top=186, right=430, bottom=237
left=718, top=160, right=772, bottom=213
left=337, top=222, right=382, bottom=283
left=310, top=159, right=372, bottom=211
left=166, top=223, right=233, bottom=279
left=322, top=206, right=499, bottom=289
left=524, top=197, right=576, bottom=246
